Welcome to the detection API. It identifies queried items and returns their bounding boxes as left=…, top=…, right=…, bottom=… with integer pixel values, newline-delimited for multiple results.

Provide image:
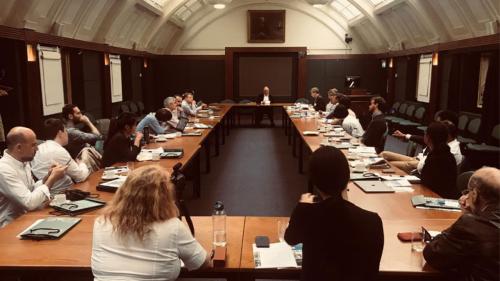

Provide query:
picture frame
left=247, top=10, right=286, bottom=43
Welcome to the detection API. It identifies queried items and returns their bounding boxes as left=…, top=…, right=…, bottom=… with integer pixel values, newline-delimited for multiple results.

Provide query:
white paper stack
left=253, top=242, right=298, bottom=269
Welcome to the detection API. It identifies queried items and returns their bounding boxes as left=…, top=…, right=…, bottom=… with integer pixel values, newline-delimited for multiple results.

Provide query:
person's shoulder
left=345, top=201, right=382, bottom=224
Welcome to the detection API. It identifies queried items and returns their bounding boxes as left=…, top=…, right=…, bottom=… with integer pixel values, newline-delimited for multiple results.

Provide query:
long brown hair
left=103, top=165, right=179, bottom=241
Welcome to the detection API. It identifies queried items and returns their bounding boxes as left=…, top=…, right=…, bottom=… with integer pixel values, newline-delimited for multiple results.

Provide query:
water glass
left=277, top=219, right=289, bottom=242
left=411, top=229, right=425, bottom=252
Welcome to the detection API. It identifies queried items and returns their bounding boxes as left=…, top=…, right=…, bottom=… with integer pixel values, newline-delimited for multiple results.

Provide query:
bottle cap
left=214, top=201, right=224, bottom=211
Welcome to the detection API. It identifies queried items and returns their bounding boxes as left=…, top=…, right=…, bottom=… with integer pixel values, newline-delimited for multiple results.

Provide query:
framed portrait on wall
left=247, top=10, right=285, bottom=43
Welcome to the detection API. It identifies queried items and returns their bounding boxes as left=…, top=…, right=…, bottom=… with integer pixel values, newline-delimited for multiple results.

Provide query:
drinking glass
left=277, top=219, right=289, bottom=242
left=411, top=229, right=425, bottom=252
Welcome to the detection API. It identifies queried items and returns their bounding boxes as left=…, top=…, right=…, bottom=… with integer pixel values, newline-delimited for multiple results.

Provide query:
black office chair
left=295, top=98, right=309, bottom=104
left=456, top=171, right=474, bottom=194
left=463, top=124, right=500, bottom=169
left=136, top=101, right=145, bottom=114
left=120, top=102, right=130, bottom=114
left=237, top=99, right=255, bottom=126
left=95, top=118, right=111, bottom=138
left=128, top=101, right=139, bottom=115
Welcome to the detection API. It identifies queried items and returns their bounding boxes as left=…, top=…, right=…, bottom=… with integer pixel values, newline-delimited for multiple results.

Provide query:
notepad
left=97, top=176, right=127, bottom=193
left=253, top=242, right=299, bottom=269
left=51, top=198, right=106, bottom=215
left=18, top=217, right=81, bottom=240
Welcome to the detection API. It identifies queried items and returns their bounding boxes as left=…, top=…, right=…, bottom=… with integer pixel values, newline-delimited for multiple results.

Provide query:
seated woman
left=92, top=165, right=211, bottom=280
left=101, top=112, right=143, bottom=167
left=285, top=146, right=384, bottom=281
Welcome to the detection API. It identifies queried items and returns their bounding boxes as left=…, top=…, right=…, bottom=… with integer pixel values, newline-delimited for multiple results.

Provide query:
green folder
left=19, top=217, right=81, bottom=240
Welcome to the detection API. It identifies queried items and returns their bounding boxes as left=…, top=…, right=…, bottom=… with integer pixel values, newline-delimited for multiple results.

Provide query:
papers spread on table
left=155, top=133, right=178, bottom=140
left=137, top=147, right=164, bottom=161
left=18, top=217, right=81, bottom=240
left=253, top=242, right=301, bottom=269
left=194, top=123, right=211, bottom=129
left=412, top=195, right=461, bottom=211
left=303, top=131, right=320, bottom=136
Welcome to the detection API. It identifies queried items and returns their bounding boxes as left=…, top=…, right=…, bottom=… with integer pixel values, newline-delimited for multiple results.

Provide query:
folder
left=51, top=198, right=106, bottom=215
left=18, top=217, right=81, bottom=240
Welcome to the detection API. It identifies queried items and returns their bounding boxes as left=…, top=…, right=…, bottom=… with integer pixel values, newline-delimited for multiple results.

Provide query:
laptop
left=353, top=180, right=395, bottom=193
left=176, top=117, right=189, bottom=132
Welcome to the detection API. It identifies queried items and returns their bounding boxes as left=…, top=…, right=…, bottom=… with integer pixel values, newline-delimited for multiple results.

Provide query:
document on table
left=253, top=242, right=298, bottom=269
left=137, top=147, right=164, bottom=161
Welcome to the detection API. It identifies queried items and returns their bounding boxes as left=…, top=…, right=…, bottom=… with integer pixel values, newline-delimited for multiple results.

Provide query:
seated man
left=181, top=91, right=206, bottom=117
left=310, top=87, right=327, bottom=112
left=331, top=105, right=364, bottom=138
left=420, top=122, right=458, bottom=198
left=0, top=127, right=66, bottom=227
left=31, top=119, right=91, bottom=196
left=424, top=167, right=500, bottom=281
left=285, top=146, right=383, bottom=281
left=256, top=86, right=275, bottom=127
left=136, top=108, right=173, bottom=134
left=361, top=96, right=388, bottom=153
left=164, top=96, right=182, bottom=128
left=62, top=104, right=102, bottom=158
left=381, top=121, right=463, bottom=174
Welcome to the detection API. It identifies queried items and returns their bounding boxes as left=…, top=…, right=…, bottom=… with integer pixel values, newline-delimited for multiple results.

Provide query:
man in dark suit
left=310, top=87, right=327, bottom=112
left=285, top=146, right=384, bottom=281
left=361, top=96, right=388, bottom=153
left=256, top=86, right=274, bottom=127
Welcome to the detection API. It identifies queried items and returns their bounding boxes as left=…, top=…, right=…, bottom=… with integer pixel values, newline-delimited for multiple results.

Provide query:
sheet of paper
left=253, top=242, right=298, bottom=269
left=141, top=147, right=164, bottom=154
left=385, top=179, right=412, bottom=187
left=99, top=176, right=127, bottom=188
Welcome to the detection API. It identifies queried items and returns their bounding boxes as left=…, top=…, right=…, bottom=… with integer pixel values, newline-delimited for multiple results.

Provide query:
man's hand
left=134, top=132, right=144, bottom=147
left=458, top=194, right=471, bottom=213
left=80, top=115, right=91, bottom=125
left=44, top=164, right=68, bottom=188
left=392, top=130, right=406, bottom=139
left=299, top=193, right=316, bottom=204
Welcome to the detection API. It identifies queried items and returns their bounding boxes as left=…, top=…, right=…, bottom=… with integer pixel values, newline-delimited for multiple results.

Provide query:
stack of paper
left=253, top=242, right=299, bottom=269
left=137, top=147, right=164, bottom=161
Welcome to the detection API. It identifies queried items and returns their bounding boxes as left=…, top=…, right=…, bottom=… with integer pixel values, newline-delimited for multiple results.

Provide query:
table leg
left=221, top=116, right=226, bottom=145
left=193, top=151, right=201, bottom=198
left=292, top=127, right=297, bottom=157
left=204, top=137, right=211, bottom=173
left=215, top=124, right=220, bottom=156
left=298, top=137, right=304, bottom=173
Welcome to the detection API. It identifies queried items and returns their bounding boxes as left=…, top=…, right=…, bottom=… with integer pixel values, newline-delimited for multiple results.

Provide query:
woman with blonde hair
left=92, top=165, right=210, bottom=280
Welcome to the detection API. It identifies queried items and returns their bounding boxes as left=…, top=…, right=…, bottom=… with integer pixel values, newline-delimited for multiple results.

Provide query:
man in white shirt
left=31, top=119, right=90, bottom=196
left=331, top=105, right=365, bottom=138
left=0, top=127, right=66, bottom=227
left=181, top=91, right=206, bottom=117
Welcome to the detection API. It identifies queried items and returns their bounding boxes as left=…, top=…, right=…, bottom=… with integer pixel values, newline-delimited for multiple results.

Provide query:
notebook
left=18, top=217, right=81, bottom=240
left=411, top=195, right=460, bottom=210
left=160, top=148, right=184, bottom=159
left=353, top=180, right=395, bottom=193
left=51, top=198, right=106, bottom=215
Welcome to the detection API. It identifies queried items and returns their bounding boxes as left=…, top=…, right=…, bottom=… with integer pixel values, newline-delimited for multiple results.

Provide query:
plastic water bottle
left=212, top=201, right=226, bottom=247
left=143, top=126, right=150, bottom=144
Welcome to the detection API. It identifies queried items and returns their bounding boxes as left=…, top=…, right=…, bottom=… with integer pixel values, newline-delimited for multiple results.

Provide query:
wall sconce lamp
left=388, top=58, right=394, bottom=68
left=143, top=58, right=148, bottom=69
left=104, top=53, right=110, bottom=66
left=26, top=44, right=37, bottom=62
left=432, top=52, right=439, bottom=66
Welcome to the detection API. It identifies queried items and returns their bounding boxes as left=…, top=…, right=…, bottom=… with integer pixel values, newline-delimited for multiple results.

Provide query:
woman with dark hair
left=101, top=112, right=143, bottom=167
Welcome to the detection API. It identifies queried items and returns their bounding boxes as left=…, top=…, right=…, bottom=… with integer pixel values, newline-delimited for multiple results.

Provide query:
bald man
left=0, top=127, right=66, bottom=228
left=256, top=86, right=275, bottom=127
left=424, top=167, right=500, bottom=281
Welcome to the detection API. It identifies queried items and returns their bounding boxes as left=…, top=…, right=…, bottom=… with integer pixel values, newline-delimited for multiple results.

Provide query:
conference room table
left=0, top=103, right=462, bottom=281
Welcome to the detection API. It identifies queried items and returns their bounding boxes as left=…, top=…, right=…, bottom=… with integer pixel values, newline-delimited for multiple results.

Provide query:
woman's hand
left=299, top=193, right=316, bottom=204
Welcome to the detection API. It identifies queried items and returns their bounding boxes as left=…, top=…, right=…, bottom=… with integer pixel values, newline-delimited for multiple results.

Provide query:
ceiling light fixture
left=306, top=0, right=330, bottom=7
left=206, top=0, right=232, bottom=9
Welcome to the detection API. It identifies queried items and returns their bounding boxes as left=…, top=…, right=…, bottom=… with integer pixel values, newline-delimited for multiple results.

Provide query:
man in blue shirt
left=136, top=108, right=172, bottom=134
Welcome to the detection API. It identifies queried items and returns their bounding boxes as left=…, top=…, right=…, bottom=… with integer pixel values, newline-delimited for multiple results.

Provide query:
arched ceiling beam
left=345, top=0, right=392, bottom=48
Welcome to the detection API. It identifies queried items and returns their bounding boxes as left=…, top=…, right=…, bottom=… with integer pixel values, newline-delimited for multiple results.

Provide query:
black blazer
left=101, top=132, right=141, bottom=167
left=362, top=114, right=388, bottom=153
left=257, top=93, right=273, bottom=104
left=313, top=95, right=328, bottom=111
left=285, top=196, right=384, bottom=281
left=420, top=144, right=458, bottom=199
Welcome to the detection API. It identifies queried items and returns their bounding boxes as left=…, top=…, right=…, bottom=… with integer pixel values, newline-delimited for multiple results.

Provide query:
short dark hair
left=104, top=112, right=137, bottom=148
left=338, top=94, right=351, bottom=108
left=435, top=110, right=458, bottom=126
left=426, top=121, right=449, bottom=147
left=44, top=118, right=65, bottom=140
left=62, top=104, right=77, bottom=120
left=332, top=104, right=349, bottom=119
left=155, top=108, right=172, bottom=122
left=371, top=96, right=386, bottom=112
left=309, top=146, right=350, bottom=196
left=441, top=120, right=457, bottom=139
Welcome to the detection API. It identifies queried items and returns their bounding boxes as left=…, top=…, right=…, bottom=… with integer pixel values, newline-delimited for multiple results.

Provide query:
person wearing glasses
left=285, top=146, right=384, bottom=281
left=92, top=165, right=211, bottom=280
left=424, top=167, right=500, bottom=281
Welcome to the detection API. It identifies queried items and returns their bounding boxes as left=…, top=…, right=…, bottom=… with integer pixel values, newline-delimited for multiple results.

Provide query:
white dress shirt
left=166, top=108, right=180, bottom=128
left=92, top=217, right=207, bottom=281
left=0, top=151, right=51, bottom=228
left=31, top=140, right=90, bottom=195
left=325, top=102, right=337, bottom=113
left=342, top=115, right=365, bottom=138
left=447, top=139, right=463, bottom=165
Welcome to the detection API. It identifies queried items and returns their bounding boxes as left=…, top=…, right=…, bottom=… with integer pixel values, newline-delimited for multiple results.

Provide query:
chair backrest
left=467, top=118, right=481, bottom=135
left=120, top=103, right=130, bottom=113
left=405, top=104, right=416, bottom=118
left=295, top=98, right=309, bottom=104
left=220, top=99, right=235, bottom=104
left=136, top=101, right=145, bottom=113
left=95, top=119, right=111, bottom=137
left=392, top=101, right=401, bottom=111
left=398, top=103, right=408, bottom=115
left=239, top=99, right=252, bottom=104
left=456, top=171, right=474, bottom=194
left=413, top=107, right=426, bottom=121
left=405, top=140, right=418, bottom=157
left=457, top=114, right=469, bottom=131
left=128, top=101, right=139, bottom=114
left=491, top=124, right=500, bottom=141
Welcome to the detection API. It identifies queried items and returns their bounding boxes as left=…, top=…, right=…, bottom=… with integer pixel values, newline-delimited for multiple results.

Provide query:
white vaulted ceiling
left=0, top=0, right=498, bottom=54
